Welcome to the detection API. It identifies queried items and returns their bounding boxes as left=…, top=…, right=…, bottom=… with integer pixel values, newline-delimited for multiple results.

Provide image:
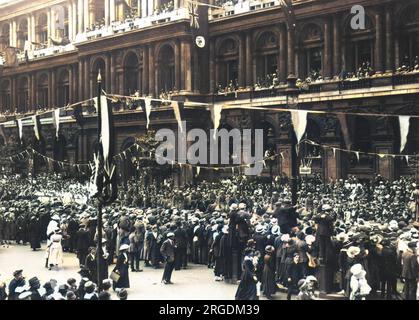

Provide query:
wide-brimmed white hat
left=305, top=235, right=315, bottom=245
left=350, top=263, right=364, bottom=276
left=347, top=246, right=361, bottom=258
left=119, top=244, right=129, bottom=251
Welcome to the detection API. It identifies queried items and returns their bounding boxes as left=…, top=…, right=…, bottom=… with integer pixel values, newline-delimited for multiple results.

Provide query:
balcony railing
left=16, top=44, right=76, bottom=63
left=210, top=0, right=282, bottom=20
left=74, top=7, right=189, bottom=44
left=212, top=72, right=419, bottom=102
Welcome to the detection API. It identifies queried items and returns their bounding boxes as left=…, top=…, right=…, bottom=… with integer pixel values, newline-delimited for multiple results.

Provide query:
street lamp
left=285, top=74, right=299, bottom=206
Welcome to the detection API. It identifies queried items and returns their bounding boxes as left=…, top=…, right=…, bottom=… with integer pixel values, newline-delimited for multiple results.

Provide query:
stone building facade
left=0, top=0, right=418, bottom=183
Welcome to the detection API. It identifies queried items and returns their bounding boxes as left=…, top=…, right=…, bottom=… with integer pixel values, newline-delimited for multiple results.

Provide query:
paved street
left=0, top=243, right=281, bottom=300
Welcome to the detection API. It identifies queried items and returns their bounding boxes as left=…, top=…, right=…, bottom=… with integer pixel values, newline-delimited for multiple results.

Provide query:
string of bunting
left=301, top=139, right=419, bottom=161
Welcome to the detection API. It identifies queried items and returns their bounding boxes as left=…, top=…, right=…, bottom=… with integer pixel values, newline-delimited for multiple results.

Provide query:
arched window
left=300, top=23, right=323, bottom=79
left=17, top=77, right=29, bottom=113
left=17, top=18, right=28, bottom=50
left=255, top=32, right=279, bottom=84
left=37, top=73, right=49, bottom=108
left=0, top=23, right=10, bottom=50
left=344, top=15, right=374, bottom=74
left=36, top=13, right=48, bottom=45
left=124, top=52, right=141, bottom=95
left=91, top=58, right=106, bottom=90
left=57, top=69, right=70, bottom=107
left=216, top=38, right=239, bottom=89
left=158, top=45, right=175, bottom=93
left=0, top=80, right=11, bottom=113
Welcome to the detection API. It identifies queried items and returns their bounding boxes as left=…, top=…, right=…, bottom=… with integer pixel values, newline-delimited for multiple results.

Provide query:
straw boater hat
left=305, top=235, right=315, bottom=245
left=336, top=232, right=349, bottom=243
left=347, top=246, right=361, bottom=258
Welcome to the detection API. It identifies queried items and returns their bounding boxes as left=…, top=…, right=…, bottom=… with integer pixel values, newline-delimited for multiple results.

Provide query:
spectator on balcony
left=413, top=56, right=419, bottom=71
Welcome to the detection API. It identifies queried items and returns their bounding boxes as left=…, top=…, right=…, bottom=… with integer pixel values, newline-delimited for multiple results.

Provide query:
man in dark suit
left=401, top=242, right=419, bottom=300
left=273, top=199, right=298, bottom=234
left=76, top=225, right=90, bottom=267
left=313, top=204, right=336, bottom=263
left=160, top=232, right=176, bottom=284
left=7, top=270, right=25, bottom=300
left=174, top=221, right=188, bottom=270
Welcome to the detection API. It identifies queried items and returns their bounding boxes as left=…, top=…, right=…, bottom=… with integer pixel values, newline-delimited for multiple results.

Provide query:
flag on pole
left=188, top=1, right=200, bottom=29
left=143, top=98, right=152, bottom=129
left=278, top=0, right=297, bottom=31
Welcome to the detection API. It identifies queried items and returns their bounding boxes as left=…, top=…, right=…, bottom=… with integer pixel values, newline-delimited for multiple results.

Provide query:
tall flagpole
left=96, top=71, right=103, bottom=291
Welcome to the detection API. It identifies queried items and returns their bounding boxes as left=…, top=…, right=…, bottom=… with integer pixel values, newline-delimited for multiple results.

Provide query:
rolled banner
left=399, top=116, right=410, bottom=153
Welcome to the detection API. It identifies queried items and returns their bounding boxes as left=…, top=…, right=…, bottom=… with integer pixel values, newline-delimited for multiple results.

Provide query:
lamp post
left=285, top=74, right=299, bottom=206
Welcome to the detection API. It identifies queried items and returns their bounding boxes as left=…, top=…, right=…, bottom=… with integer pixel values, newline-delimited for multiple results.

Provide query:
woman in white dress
left=48, top=228, right=64, bottom=270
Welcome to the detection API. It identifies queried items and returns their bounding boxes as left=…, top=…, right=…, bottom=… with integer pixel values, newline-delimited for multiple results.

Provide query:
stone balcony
left=74, top=7, right=190, bottom=44
left=211, top=72, right=419, bottom=106
left=209, top=0, right=282, bottom=20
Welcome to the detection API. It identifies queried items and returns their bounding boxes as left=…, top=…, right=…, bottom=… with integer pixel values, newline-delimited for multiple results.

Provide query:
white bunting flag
left=144, top=98, right=152, bottom=129
left=100, top=93, right=111, bottom=163
left=32, top=115, right=40, bottom=141
left=17, top=119, right=23, bottom=142
left=290, top=110, right=308, bottom=145
left=211, top=105, right=223, bottom=139
left=196, top=166, right=200, bottom=176
left=332, top=148, right=336, bottom=158
left=53, top=108, right=60, bottom=138
left=355, top=151, right=360, bottom=162
left=399, top=116, right=410, bottom=153
left=172, top=101, right=184, bottom=133
left=405, top=155, right=409, bottom=164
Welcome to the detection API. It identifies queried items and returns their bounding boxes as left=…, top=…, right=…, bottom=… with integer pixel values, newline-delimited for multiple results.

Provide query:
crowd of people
left=0, top=172, right=418, bottom=300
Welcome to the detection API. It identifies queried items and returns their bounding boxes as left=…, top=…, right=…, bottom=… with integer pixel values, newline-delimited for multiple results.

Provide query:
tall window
left=58, top=70, right=70, bottom=107
left=217, top=38, right=239, bottom=89
left=0, top=80, right=11, bottom=112
left=0, top=24, right=10, bottom=51
left=158, top=45, right=175, bottom=92
left=17, top=77, right=29, bottom=113
left=255, top=32, right=278, bottom=81
left=345, top=15, right=374, bottom=73
left=124, top=52, right=141, bottom=95
left=399, top=3, right=419, bottom=65
left=37, top=74, right=49, bottom=108
left=300, top=24, right=323, bottom=79
left=17, top=19, right=28, bottom=50
left=37, top=13, right=48, bottom=45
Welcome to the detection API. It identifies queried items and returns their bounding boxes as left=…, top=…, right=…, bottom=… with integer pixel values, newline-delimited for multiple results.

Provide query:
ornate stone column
left=148, top=45, right=155, bottom=96
left=238, top=32, right=246, bottom=87
left=287, top=27, right=295, bottom=76
left=374, top=10, right=383, bottom=73
left=141, top=0, right=147, bottom=18
left=180, top=40, right=192, bottom=92
left=332, top=14, right=341, bottom=76
left=279, top=25, right=286, bottom=83
left=209, top=38, right=215, bottom=92
left=245, top=31, right=253, bottom=87
left=142, top=47, right=149, bottom=94
left=105, top=0, right=110, bottom=26
left=385, top=6, right=393, bottom=72
left=174, top=40, right=181, bottom=91
left=110, top=0, right=116, bottom=22
left=323, top=17, right=332, bottom=79
left=78, top=0, right=84, bottom=33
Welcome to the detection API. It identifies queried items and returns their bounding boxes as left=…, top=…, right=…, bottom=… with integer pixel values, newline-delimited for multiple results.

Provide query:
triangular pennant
left=53, top=108, right=60, bottom=138
left=399, top=116, right=410, bottom=153
left=172, top=101, right=184, bottom=133
left=405, top=155, right=409, bottom=164
left=211, top=105, right=223, bottom=139
left=290, top=110, right=308, bottom=144
left=32, top=115, right=41, bottom=141
left=144, top=98, right=152, bottom=129
left=16, top=119, right=23, bottom=142
left=196, top=166, right=200, bottom=176
left=355, top=151, right=360, bottom=162
left=378, top=154, right=386, bottom=158
left=332, top=148, right=336, bottom=158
